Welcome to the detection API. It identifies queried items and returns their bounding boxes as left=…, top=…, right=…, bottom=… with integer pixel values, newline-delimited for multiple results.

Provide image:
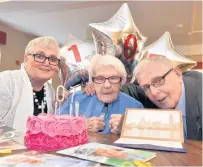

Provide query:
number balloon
left=60, top=35, right=96, bottom=89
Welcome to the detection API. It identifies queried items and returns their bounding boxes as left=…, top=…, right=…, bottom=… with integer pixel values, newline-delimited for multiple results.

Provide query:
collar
left=175, top=82, right=186, bottom=116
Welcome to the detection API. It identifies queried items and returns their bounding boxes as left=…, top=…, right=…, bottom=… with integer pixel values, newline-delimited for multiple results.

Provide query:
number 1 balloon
left=60, top=35, right=96, bottom=89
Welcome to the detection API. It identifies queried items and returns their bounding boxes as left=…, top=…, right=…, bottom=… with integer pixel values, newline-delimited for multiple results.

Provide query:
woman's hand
left=83, top=82, right=95, bottom=95
left=109, top=114, right=124, bottom=135
left=87, top=117, right=105, bottom=132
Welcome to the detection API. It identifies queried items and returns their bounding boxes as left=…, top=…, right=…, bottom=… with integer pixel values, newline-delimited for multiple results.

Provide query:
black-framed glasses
left=92, top=76, right=122, bottom=84
left=28, top=53, right=60, bottom=66
left=141, top=69, right=173, bottom=94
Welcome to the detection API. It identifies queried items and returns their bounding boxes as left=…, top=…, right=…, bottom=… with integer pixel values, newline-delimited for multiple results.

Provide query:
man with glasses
left=0, top=36, right=60, bottom=132
left=58, top=55, right=143, bottom=134
left=122, top=55, right=202, bottom=141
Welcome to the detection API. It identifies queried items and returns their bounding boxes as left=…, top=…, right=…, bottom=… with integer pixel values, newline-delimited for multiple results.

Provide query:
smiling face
left=136, top=62, right=183, bottom=109
left=93, top=65, right=122, bottom=103
left=24, top=45, right=59, bottom=83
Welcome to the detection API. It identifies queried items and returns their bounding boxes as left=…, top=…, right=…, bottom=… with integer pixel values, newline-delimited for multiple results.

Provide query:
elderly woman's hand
left=109, top=114, right=124, bottom=135
left=87, top=117, right=105, bottom=132
left=84, top=82, right=95, bottom=96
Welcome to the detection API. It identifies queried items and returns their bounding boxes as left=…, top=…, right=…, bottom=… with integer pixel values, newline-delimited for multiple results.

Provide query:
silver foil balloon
left=139, top=31, right=197, bottom=72
left=89, top=3, right=147, bottom=81
left=60, top=35, right=96, bottom=89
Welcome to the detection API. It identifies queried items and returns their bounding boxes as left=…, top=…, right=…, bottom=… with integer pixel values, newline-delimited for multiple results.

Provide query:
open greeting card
left=0, top=125, right=16, bottom=143
left=0, top=151, right=100, bottom=167
left=114, top=109, right=186, bottom=152
left=57, top=143, right=156, bottom=167
left=0, top=140, right=26, bottom=151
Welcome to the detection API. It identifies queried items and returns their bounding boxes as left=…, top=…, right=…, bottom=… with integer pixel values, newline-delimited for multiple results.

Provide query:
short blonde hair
left=89, top=54, right=127, bottom=85
left=134, top=55, right=174, bottom=78
left=25, top=36, right=59, bottom=57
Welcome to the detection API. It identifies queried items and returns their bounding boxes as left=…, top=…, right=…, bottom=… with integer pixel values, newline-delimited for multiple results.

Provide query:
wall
left=0, top=21, right=201, bottom=91
left=0, top=21, right=36, bottom=71
left=0, top=22, right=61, bottom=89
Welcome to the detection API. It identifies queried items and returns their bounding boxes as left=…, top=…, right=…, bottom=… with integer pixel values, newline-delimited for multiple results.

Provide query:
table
left=88, top=132, right=202, bottom=166
left=1, top=132, right=202, bottom=166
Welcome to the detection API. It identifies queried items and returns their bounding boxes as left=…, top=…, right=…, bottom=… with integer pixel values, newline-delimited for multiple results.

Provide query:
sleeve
left=194, top=72, right=202, bottom=140
left=0, top=71, right=14, bottom=120
left=57, top=94, right=72, bottom=115
left=121, top=83, right=158, bottom=108
left=135, top=100, right=144, bottom=108
left=127, top=95, right=144, bottom=109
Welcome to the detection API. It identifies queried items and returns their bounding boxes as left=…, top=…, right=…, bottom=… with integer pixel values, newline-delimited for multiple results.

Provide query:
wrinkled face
left=93, top=65, right=122, bottom=103
left=24, top=45, right=59, bottom=83
left=136, top=63, right=183, bottom=109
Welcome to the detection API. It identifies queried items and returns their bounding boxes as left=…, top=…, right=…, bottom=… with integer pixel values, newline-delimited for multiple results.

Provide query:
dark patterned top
left=33, top=88, right=47, bottom=116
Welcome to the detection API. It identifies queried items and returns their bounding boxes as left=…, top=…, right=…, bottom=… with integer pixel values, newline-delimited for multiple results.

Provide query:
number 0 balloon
left=89, top=3, right=147, bottom=81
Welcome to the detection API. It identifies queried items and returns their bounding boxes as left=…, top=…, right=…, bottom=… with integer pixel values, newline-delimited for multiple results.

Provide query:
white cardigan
left=0, top=65, right=55, bottom=132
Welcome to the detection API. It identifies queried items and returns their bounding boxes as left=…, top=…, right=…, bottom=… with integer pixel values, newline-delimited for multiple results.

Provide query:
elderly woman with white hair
left=59, top=54, right=143, bottom=134
left=0, top=36, right=60, bottom=132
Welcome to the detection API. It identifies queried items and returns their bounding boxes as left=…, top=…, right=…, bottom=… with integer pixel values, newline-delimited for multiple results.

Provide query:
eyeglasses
left=141, top=69, right=173, bottom=94
left=92, top=76, right=122, bottom=84
left=28, top=53, right=60, bottom=66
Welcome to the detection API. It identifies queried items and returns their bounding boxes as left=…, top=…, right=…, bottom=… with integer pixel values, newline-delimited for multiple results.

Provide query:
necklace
left=33, top=86, right=47, bottom=112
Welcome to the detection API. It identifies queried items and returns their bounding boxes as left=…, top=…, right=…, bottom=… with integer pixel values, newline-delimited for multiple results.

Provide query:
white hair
left=88, top=54, right=127, bottom=85
left=25, top=36, right=60, bottom=57
left=134, top=55, right=174, bottom=78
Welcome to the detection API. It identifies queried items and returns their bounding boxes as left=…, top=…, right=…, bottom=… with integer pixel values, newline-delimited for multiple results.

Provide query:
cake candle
left=75, top=101, right=79, bottom=117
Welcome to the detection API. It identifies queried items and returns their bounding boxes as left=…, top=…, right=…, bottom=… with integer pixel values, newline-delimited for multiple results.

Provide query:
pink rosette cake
left=24, top=114, right=88, bottom=151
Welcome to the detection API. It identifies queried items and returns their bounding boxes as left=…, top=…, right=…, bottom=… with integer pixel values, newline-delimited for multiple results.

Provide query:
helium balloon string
left=74, top=101, right=79, bottom=117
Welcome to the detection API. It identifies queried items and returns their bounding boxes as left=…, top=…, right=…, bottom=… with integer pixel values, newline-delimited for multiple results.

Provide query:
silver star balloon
left=60, top=35, right=96, bottom=89
left=140, top=31, right=197, bottom=72
left=89, top=3, right=147, bottom=81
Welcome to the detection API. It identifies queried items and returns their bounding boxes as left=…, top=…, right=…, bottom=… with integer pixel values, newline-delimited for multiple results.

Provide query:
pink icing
left=24, top=114, right=88, bottom=151
left=71, top=116, right=86, bottom=135
left=55, top=120, right=72, bottom=137
left=26, top=116, right=41, bottom=134
left=24, top=132, right=45, bottom=148
left=42, top=134, right=59, bottom=149
left=41, top=119, right=57, bottom=137
left=57, top=136, right=74, bottom=148
left=81, top=130, right=88, bottom=143
left=56, top=114, right=72, bottom=120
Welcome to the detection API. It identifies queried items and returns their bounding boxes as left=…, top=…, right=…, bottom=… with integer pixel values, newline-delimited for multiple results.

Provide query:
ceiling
left=0, top=1, right=202, bottom=46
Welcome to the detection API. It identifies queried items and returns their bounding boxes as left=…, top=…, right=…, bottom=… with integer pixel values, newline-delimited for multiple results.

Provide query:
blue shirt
left=175, top=83, right=187, bottom=138
left=57, top=91, right=144, bottom=134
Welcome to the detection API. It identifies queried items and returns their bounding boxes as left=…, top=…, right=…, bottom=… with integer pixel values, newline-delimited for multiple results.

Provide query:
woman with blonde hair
left=0, top=36, right=60, bottom=132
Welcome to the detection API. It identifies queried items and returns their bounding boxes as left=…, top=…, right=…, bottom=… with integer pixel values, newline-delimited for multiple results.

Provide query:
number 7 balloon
left=60, top=35, right=96, bottom=89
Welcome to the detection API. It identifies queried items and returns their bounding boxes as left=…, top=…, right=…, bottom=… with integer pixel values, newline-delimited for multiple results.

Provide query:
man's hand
left=83, top=82, right=95, bottom=95
left=109, top=114, right=124, bottom=135
left=87, top=117, right=105, bottom=132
